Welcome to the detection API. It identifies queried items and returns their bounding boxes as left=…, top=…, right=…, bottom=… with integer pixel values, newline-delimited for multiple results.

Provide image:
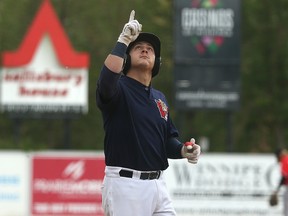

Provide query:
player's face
left=130, top=42, right=155, bottom=71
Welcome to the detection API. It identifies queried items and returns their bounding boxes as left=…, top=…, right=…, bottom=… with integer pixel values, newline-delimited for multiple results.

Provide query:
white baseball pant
left=101, top=166, right=177, bottom=216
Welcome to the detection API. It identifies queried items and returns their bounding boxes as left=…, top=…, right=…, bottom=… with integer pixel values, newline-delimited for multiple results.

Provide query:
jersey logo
left=155, top=99, right=168, bottom=121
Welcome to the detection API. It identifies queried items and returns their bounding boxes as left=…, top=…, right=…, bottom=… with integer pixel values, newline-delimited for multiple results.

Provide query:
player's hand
left=118, top=10, right=142, bottom=46
left=269, top=192, right=278, bottom=206
left=181, top=138, right=201, bottom=164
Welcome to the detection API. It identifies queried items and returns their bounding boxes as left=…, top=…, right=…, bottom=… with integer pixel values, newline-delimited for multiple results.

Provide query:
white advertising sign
left=165, top=154, right=283, bottom=216
left=0, top=36, right=88, bottom=114
left=0, top=152, right=29, bottom=216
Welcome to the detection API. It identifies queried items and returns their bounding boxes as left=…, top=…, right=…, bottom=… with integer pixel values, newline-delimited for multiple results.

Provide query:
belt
left=119, top=169, right=161, bottom=180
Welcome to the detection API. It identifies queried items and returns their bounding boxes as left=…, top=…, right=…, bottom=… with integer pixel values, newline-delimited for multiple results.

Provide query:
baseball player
left=272, top=148, right=288, bottom=215
left=96, top=10, right=201, bottom=216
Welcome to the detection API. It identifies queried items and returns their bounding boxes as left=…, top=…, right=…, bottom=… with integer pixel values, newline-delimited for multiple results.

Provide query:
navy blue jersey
left=96, top=66, right=182, bottom=171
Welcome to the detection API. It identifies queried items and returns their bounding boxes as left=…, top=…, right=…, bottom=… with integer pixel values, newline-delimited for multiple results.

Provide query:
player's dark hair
left=122, top=32, right=161, bottom=77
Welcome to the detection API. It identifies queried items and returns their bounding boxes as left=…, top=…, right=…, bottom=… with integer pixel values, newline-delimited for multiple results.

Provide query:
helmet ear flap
left=122, top=54, right=131, bottom=75
left=123, top=55, right=161, bottom=77
left=152, top=57, right=161, bottom=77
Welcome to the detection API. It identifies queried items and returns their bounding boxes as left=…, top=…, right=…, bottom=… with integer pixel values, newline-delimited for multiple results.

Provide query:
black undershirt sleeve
left=96, top=42, right=127, bottom=103
left=166, top=137, right=184, bottom=159
left=97, top=66, right=121, bottom=103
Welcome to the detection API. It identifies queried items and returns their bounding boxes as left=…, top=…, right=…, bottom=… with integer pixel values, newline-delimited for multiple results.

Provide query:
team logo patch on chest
left=155, top=99, right=168, bottom=121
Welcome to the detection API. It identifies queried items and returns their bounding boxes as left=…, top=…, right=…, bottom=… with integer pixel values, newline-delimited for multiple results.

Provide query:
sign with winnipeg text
left=0, top=0, right=89, bottom=116
left=166, top=154, right=283, bottom=216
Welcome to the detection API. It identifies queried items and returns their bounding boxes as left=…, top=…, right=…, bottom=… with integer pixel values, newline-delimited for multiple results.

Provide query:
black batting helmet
left=122, top=32, right=161, bottom=77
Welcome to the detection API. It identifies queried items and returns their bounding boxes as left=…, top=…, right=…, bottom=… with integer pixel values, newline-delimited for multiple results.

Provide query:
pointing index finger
left=129, top=10, right=135, bottom=22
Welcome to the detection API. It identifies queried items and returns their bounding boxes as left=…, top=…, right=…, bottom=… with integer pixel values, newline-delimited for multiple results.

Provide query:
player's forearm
left=104, top=42, right=127, bottom=73
left=97, top=42, right=127, bottom=101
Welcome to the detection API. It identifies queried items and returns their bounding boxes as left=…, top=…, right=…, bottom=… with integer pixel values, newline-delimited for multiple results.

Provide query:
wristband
left=111, top=42, right=127, bottom=58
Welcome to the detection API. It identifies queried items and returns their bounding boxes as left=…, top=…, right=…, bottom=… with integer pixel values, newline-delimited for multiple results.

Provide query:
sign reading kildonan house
left=0, top=0, right=90, bottom=116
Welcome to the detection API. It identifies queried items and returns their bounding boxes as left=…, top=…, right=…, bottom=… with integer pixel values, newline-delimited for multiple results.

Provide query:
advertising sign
left=0, top=152, right=29, bottom=216
left=174, top=0, right=241, bottom=61
left=173, top=0, right=241, bottom=110
left=165, top=154, right=283, bottom=216
left=174, top=64, right=240, bottom=110
left=0, top=0, right=89, bottom=115
left=31, top=154, right=105, bottom=216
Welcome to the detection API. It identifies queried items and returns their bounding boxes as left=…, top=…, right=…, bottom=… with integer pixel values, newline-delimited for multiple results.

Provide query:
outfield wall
left=0, top=151, right=283, bottom=216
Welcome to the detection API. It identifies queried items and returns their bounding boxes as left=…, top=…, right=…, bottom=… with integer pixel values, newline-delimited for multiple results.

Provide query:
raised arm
left=97, top=10, right=142, bottom=103
left=104, top=10, right=142, bottom=73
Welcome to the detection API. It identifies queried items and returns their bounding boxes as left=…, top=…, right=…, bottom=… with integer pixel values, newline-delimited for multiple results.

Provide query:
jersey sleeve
left=96, top=65, right=121, bottom=110
left=166, top=136, right=183, bottom=159
left=166, top=104, right=182, bottom=159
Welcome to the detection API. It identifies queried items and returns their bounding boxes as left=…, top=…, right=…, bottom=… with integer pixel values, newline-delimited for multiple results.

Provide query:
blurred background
left=0, top=0, right=287, bottom=154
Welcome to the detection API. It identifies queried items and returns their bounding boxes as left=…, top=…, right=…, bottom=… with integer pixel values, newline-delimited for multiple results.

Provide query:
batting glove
left=181, top=138, right=201, bottom=164
left=118, top=10, right=142, bottom=46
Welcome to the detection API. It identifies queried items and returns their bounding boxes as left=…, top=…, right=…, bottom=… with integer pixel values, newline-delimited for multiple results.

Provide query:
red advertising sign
left=31, top=155, right=105, bottom=216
